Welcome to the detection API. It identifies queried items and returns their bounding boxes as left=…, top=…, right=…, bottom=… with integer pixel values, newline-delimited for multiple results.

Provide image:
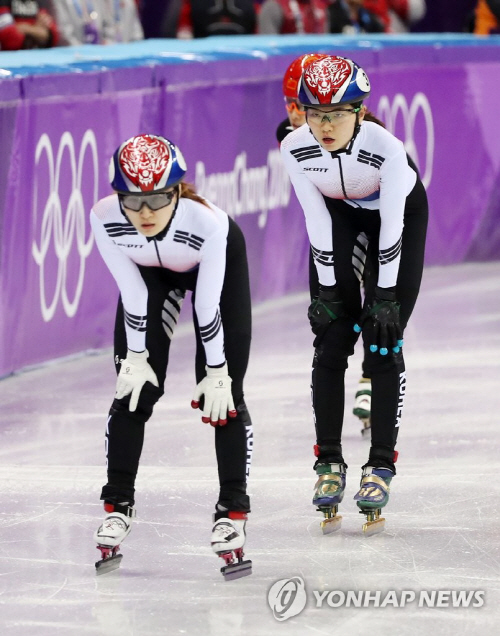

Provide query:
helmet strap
left=146, top=184, right=181, bottom=242
left=329, top=109, right=362, bottom=158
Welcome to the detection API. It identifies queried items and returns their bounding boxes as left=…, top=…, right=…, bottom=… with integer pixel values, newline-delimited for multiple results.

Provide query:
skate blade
left=362, top=517, right=385, bottom=536
left=221, top=559, right=252, bottom=581
left=95, top=553, right=123, bottom=575
left=320, top=515, right=342, bottom=534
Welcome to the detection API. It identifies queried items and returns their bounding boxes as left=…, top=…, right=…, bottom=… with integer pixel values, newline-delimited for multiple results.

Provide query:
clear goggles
left=119, top=189, right=177, bottom=212
left=306, top=107, right=360, bottom=124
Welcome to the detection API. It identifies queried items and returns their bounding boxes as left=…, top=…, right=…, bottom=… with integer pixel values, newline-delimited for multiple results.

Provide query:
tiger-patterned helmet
left=298, top=55, right=370, bottom=107
left=109, top=134, right=187, bottom=194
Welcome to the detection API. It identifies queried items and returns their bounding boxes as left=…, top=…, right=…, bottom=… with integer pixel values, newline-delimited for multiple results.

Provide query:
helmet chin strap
left=332, top=114, right=361, bottom=157
left=146, top=184, right=181, bottom=242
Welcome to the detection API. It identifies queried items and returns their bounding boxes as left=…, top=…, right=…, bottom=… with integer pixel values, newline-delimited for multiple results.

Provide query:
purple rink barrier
left=0, top=36, right=499, bottom=376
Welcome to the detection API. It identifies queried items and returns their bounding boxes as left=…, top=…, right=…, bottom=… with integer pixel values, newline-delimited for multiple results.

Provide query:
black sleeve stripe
left=311, top=245, right=334, bottom=266
left=199, top=311, right=222, bottom=342
left=199, top=310, right=220, bottom=333
left=124, top=310, right=147, bottom=332
left=379, top=235, right=403, bottom=264
left=200, top=311, right=221, bottom=337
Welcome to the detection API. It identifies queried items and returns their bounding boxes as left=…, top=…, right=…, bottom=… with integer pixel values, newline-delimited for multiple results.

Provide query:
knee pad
left=234, top=398, right=251, bottom=424
left=313, top=319, right=358, bottom=371
left=111, top=382, right=164, bottom=423
left=362, top=344, right=404, bottom=376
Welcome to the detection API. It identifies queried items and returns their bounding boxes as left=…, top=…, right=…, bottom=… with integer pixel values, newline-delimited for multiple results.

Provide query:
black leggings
left=312, top=179, right=428, bottom=472
left=101, top=217, right=253, bottom=512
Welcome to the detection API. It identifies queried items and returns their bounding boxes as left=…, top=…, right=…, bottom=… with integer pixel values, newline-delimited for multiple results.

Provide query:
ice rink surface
left=1, top=262, right=499, bottom=635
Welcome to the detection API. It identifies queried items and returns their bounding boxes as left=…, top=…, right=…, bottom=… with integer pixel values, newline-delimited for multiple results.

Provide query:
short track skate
left=217, top=548, right=252, bottom=581
left=316, top=504, right=342, bottom=534
left=211, top=514, right=252, bottom=580
left=93, top=503, right=134, bottom=575
left=358, top=508, right=386, bottom=536
left=354, top=468, right=393, bottom=536
left=95, top=545, right=124, bottom=575
left=313, top=464, right=346, bottom=534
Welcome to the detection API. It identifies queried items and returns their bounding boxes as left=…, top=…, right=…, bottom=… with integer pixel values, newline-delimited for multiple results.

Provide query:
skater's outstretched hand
left=308, top=284, right=345, bottom=334
left=354, top=286, right=403, bottom=355
left=191, top=363, right=237, bottom=427
left=115, top=349, right=159, bottom=412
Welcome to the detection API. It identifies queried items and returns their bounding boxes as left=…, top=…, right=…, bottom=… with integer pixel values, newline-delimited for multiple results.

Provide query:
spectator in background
left=54, top=0, right=143, bottom=46
left=473, top=0, right=500, bottom=34
left=0, top=0, right=59, bottom=49
left=363, top=0, right=426, bottom=33
left=138, top=0, right=173, bottom=38
left=329, top=0, right=384, bottom=33
left=162, top=0, right=256, bottom=38
left=258, top=0, right=329, bottom=34
left=413, top=0, right=474, bottom=32
left=104, top=0, right=143, bottom=41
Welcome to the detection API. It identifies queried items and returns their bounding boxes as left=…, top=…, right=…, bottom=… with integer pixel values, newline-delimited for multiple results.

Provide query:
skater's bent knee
left=362, top=348, right=404, bottom=376
left=111, top=383, right=164, bottom=422
left=313, top=345, right=350, bottom=371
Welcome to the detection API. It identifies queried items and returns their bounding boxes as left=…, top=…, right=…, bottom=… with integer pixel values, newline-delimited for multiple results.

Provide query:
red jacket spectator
left=0, top=0, right=59, bottom=49
left=363, top=0, right=425, bottom=32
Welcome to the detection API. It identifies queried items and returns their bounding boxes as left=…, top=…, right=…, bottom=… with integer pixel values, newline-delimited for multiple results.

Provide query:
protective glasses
left=306, top=107, right=360, bottom=124
left=284, top=97, right=306, bottom=116
left=120, top=190, right=177, bottom=212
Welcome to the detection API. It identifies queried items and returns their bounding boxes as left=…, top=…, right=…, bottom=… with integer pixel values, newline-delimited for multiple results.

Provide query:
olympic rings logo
left=32, top=131, right=98, bottom=322
left=377, top=92, right=434, bottom=189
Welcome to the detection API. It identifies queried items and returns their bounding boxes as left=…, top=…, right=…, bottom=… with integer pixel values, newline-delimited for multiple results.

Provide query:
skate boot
left=353, top=378, right=371, bottom=437
left=313, top=462, right=347, bottom=534
left=211, top=511, right=252, bottom=580
left=353, top=467, right=393, bottom=536
left=94, top=502, right=135, bottom=575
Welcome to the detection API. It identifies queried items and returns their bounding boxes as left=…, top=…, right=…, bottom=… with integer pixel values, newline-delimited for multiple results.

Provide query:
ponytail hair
left=363, top=109, right=386, bottom=128
left=179, top=182, right=210, bottom=208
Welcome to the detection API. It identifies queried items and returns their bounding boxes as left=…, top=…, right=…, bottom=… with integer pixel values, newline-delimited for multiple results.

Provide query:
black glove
left=354, top=286, right=403, bottom=355
left=308, top=284, right=344, bottom=334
